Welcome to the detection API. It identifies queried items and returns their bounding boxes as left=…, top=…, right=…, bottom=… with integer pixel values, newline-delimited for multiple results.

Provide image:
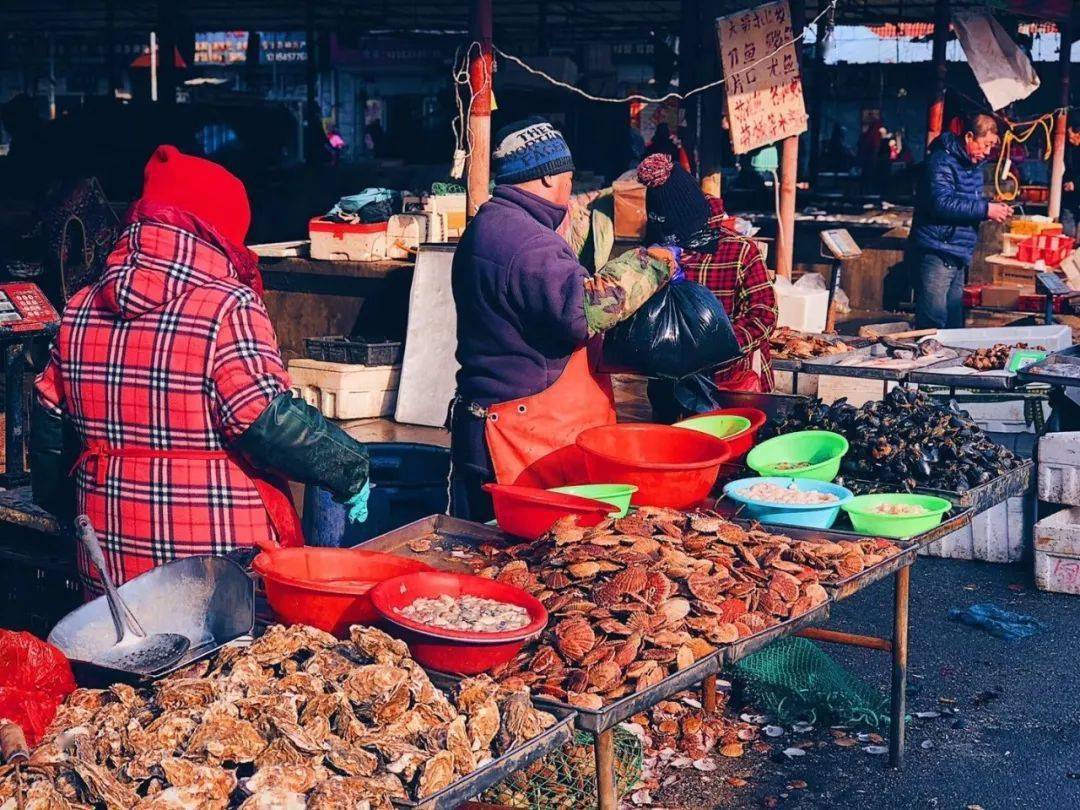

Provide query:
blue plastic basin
left=302, top=442, right=449, bottom=547
left=722, top=476, right=853, bottom=530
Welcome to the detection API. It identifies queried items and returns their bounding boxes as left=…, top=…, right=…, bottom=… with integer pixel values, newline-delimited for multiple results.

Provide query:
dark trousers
left=449, top=463, right=495, bottom=523
left=913, top=249, right=967, bottom=329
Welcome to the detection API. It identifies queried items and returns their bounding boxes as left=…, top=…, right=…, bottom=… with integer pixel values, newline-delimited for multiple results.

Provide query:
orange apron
left=484, top=343, right=617, bottom=486
left=71, top=443, right=304, bottom=550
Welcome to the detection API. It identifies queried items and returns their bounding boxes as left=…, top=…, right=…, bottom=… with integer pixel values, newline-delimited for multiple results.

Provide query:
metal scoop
left=75, top=515, right=190, bottom=676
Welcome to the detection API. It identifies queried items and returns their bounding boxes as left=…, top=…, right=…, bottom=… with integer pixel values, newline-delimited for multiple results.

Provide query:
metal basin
left=48, top=555, right=254, bottom=683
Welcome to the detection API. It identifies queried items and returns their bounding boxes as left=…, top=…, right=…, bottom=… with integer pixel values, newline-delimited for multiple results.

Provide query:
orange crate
left=1016, top=234, right=1075, bottom=267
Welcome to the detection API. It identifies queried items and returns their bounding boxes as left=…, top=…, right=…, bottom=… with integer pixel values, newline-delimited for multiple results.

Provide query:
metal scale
left=819, top=228, right=862, bottom=332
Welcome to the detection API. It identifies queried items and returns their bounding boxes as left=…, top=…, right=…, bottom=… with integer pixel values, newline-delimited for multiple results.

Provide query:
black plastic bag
left=647, top=374, right=726, bottom=423
left=603, top=278, right=742, bottom=379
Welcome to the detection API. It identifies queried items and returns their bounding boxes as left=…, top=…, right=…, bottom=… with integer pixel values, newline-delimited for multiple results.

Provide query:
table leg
left=595, top=728, right=617, bottom=810
left=889, top=565, right=910, bottom=769
left=702, top=674, right=718, bottom=713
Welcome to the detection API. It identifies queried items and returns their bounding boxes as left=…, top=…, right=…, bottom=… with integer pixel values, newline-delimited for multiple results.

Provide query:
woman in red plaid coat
left=31, top=146, right=371, bottom=596
left=637, top=153, right=777, bottom=394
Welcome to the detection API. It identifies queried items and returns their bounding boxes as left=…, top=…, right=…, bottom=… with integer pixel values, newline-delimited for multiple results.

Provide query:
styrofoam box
left=775, top=286, right=828, bottom=333
left=929, top=325, right=1072, bottom=351
left=1034, top=507, right=1080, bottom=594
left=816, top=374, right=897, bottom=408
left=918, top=494, right=1030, bottom=562
left=773, top=369, right=819, bottom=397
left=288, top=359, right=400, bottom=420
left=309, top=218, right=388, bottom=262
left=1038, top=431, right=1080, bottom=505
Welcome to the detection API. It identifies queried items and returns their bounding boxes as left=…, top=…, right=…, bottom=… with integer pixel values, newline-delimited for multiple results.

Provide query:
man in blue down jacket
left=909, top=113, right=1011, bottom=328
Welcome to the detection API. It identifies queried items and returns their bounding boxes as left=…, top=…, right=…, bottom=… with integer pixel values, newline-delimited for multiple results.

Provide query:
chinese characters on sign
left=716, top=0, right=807, bottom=155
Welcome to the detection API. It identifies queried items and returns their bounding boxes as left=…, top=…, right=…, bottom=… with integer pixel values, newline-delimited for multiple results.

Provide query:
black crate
left=305, top=336, right=403, bottom=365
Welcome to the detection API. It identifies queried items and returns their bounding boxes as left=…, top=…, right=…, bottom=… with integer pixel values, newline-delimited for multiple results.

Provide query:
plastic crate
left=962, top=284, right=983, bottom=307
left=305, top=336, right=403, bottom=366
left=1018, top=293, right=1066, bottom=314
left=1016, top=233, right=1075, bottom=267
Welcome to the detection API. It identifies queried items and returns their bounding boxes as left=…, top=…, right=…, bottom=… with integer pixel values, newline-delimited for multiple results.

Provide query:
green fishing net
left=483, top=728, right=642, bottom=809
left=732, top=637, right=890, bottom=729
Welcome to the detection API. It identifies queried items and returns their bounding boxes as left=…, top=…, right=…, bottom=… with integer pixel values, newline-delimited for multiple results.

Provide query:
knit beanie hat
left=492, top=117, right=575, bottom=185
left=637, top=153, right=711, bottom=247
left=138, top=145, right=251, bottom=247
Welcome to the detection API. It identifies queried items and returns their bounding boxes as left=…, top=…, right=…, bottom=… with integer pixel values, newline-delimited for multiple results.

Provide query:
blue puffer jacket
left=910, top=132, right=989, bottom=263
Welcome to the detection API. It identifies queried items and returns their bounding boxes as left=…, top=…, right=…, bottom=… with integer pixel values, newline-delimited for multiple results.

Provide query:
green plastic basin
left=841, top=493, right=952, bottom=539
left=549, top=484, right=638, bottom=518
left=745, top=430, right=848, bottom=482
left=673, top=414, right=752, bottom=440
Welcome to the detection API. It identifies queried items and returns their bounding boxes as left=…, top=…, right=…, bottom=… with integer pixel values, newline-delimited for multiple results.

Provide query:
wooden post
left=1049, top=14, right=1073, bottom=221
left=926, top=0, right=950, bottom=146
left=701, top=673, right=718, bottom=712
left=776, top=0, right=805, bottom=279
left=889, top=565, right=910, bottom=769
left=466, top=0, right=494, bottom=218
left=594, top=729, right=617, bottom=810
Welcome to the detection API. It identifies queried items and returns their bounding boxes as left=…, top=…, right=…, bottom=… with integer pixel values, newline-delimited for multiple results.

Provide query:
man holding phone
left=909, top=113, right=1011, bottom=328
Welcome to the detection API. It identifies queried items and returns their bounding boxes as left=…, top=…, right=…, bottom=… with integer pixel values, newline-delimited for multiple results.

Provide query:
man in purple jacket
left=450, top=117, right=675, bottom=520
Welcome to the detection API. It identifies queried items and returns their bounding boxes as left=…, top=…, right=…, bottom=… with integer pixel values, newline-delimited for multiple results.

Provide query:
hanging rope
left=995, top=114, right=1054, bottom=201
left=490, top=0, right=839, bottom=106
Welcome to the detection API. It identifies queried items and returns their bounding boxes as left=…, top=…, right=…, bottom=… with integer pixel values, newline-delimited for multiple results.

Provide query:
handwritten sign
left=716, top=1, right=807, bottom=155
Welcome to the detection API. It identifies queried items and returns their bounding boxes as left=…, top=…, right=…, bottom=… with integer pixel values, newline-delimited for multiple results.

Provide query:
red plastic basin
left=692, top=407, right=767, bottom=461
left=370, top=572, right=547, bottom=674
left=482, top=483, right=615, bottom=540
left=253, top=548, right=433, bottom=637
left=576, top=423, right=731, bottom=509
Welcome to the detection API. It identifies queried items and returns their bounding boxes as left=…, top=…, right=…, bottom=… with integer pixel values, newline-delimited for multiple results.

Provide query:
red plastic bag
left=0, top=630, right=75, bottom=745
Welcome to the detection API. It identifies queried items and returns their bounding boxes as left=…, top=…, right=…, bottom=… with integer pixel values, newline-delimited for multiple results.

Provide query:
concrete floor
left=653, top=557, right=1080, bottom=810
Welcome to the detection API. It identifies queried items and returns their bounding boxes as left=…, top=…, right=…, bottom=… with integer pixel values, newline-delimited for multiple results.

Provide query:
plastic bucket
left=688, top=407, right=767, bottom=461
left=549, top=484, right=638, bottom=518
left=746, top=431, right=848, bottom=482
left=722, top=476, right=853, bottom=529
left=302, top=442, right=449, bottom=547
left=841, top=494, right=952, bottom=538
left=370, top=572, right=547, bottom=674
left=253, top=548, right=434, bottom=636
left=576, top=424, right=730, bottom=509
left=484, top=484, right=615, bottom=540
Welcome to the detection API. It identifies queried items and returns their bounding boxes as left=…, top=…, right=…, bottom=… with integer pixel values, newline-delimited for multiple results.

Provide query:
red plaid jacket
left=35, top=220, right=290, bottom=594
left=682, top=198, right=777, bottom=390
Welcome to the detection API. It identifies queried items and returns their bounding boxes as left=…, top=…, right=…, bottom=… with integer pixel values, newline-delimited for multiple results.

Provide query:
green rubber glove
left=346, top=481, right=371, bottom=524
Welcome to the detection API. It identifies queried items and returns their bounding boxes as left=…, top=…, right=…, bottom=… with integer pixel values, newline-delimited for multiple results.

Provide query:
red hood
left=96, top=206, right=262, bottom=321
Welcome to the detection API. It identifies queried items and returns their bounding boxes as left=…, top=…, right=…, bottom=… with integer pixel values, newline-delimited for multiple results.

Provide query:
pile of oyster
left=454, top=508, right=898, bottom=709
left=769, top=387, right=1023, bottom=493
left=0, top=625, right=556, bottom=809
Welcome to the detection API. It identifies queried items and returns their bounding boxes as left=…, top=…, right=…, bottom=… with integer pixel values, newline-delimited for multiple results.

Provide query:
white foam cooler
left=288, top=359, right=400, bottom=420
left=1034, top=507, right=1080, bottom=595
left=309, top=217, right=388, bottom=262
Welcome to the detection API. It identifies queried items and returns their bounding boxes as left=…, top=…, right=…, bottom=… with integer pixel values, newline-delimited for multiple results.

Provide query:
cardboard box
left=979, top=284, right=1024, bottom=310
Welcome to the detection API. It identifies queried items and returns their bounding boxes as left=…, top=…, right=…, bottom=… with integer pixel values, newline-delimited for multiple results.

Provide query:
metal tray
left=355, top=515, right=838, bottom=732
left=1017, top=344, right=1080, bottom=388
left=847, top=460, right=1033, bottom=515
left=48, top=555, right=255, bottom=686
left=772, top=336, right=876, bottom=374
left=712, top=495, right=972, bottom=544
left=400, top=676, right=576, bottom=809
left=906, top=352, right=1020, bottom=391
left=800, top=344, right=958, bottom=382
left=723, top=600, right=831, bottom=664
